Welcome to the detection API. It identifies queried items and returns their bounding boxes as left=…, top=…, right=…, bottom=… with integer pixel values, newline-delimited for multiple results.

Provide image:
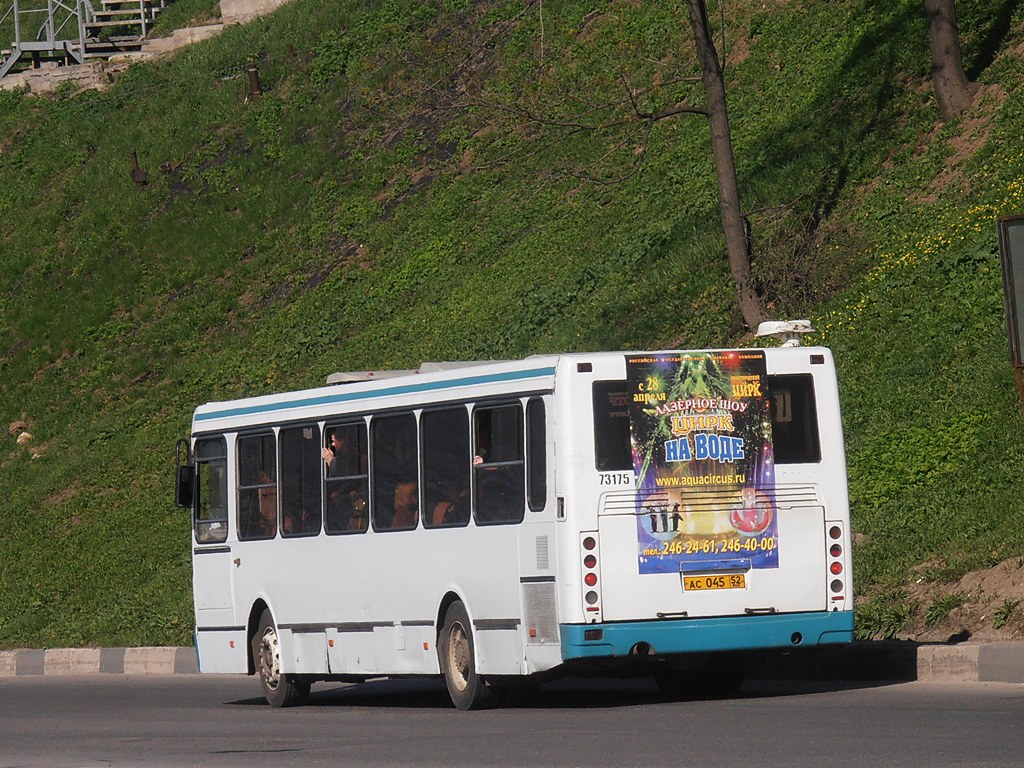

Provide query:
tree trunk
left=925, top=0, right=975, bottom=120
left=686, top=0, right=763, bottom=331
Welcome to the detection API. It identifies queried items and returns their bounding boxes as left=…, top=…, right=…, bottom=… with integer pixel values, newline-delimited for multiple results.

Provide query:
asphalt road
left=1, top=675, right=1023, bottom=767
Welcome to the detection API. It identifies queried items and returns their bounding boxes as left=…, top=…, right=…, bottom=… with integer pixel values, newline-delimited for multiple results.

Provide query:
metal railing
left=0, top=0, right=146, bottom=78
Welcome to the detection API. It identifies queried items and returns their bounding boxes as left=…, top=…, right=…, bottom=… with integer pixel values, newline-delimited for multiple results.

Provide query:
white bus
left=176, top=338, right=852, bottom=709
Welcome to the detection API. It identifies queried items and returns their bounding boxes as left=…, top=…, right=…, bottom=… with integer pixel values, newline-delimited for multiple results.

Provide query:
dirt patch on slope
left=898, top=556, right=1024, bottom=643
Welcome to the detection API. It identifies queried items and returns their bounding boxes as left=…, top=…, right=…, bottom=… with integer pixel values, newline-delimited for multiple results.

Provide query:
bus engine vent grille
left=599, top=484, right=821, bottom=514
left=536, top=535, right=550, bottom=570
left=522, top=582, right=558, bottom=645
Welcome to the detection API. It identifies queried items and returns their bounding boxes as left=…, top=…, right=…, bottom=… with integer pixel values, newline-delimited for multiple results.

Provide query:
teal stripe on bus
left=194, top=366, right=557, bottom=422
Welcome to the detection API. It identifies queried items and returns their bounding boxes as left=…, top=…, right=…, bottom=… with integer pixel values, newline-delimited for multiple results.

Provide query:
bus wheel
left=253, top=610, right=310, bottom=708
left=439, top=601, right=488, bottom=710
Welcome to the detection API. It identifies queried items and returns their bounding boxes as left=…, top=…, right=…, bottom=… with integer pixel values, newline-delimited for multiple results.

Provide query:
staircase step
left=84, top=38, right=145, bottom=49
left=82, top=51, right=135, bottom=58
left=90, top=15, right=158, bottom=25
left=94, top=8, right=156, bottom=17
left=85, top=19, right=148, bottom=29
left=94, top=33, right=148, bottom=41
left=100, top=0, right=154, bottom=8
left=95, top=5, right=161, bottom=13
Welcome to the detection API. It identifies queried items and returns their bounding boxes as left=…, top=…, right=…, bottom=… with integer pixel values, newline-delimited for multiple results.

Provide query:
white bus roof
left=191, top=346, right=831, bottom=434
left=192, top=354, right=562, bottom=433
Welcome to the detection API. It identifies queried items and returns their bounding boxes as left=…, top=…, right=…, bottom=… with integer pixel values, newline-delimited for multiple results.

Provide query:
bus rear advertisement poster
left=627, top=351, right=779, bottom=575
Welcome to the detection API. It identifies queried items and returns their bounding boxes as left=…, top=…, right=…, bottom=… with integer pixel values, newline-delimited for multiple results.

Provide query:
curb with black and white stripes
left=0, top=647, right=198, bottom=676
left=2, top=641, right=1023, bottom=683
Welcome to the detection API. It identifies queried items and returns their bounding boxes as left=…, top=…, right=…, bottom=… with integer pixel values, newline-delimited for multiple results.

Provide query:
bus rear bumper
left=560, top=610, right=854, bottom=660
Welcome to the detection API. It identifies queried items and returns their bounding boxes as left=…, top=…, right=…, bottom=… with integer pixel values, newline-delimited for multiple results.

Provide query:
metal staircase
left=0, top=0, right=168, bottom=79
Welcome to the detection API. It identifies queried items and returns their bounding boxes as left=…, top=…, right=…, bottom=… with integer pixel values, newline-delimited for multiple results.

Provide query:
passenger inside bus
left=390, top=479, right=419, bottom=529
left=322, top=429, right=351, bottom=476
left=326, top=484, right=368, bottom=532
left=282, top=506, right=316, bottom=536
left=324, top=425, right=369, bottom=533
left=246, top=472, right=277, bottom=537
left=429, top=456, right=479, bottom=526
left=431, top=485, right=469, bottom=526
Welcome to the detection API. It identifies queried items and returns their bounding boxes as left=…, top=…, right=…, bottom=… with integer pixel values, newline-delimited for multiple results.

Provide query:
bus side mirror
left=175, top=439, right=195, bottom=509
left=176, top=464, right=196, bottom=508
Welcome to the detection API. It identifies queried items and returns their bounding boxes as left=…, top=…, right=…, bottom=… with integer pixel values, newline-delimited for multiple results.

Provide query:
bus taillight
left=826, top=521, right=847, bottom=604
left=580, top=532, right=603, bottom=622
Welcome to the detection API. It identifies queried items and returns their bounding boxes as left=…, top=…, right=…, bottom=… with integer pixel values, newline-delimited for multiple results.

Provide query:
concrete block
left=15, top=649, right=45, bottom=675
left=978, top=641, right=1024, bottom=683
left=0, top=651, right=16, bottom=677
left=221, top=0, right=288, bottom=25
left=142, top=24, right=224, bottom=56
left=173, top=647, right=200, bottom=674
left=100, top=647, right=126, bottom=674
left=917, top=643, right=982, bottom=681
left=44, top=648, right=101, bottom=675
left=123, top=646, right=178, bottom=675
left=0, top=73, right=28, bottom=92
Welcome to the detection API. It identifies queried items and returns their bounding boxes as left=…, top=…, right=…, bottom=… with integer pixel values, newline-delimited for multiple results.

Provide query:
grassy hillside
left=1, top=0, right=1023, bottom=647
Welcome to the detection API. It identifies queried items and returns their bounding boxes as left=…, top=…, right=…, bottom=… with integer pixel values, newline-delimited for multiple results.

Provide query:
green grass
left=925, top=593, right=967, bottom=627
left=2, top=0, right=1024, bottom=647
left=993, top=599, right=1020, bottom=630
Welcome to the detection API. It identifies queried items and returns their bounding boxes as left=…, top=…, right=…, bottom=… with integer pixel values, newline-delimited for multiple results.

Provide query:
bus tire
left=439, top=601, right=489, bottom=710
left=253, top=609, right=310, bottom=708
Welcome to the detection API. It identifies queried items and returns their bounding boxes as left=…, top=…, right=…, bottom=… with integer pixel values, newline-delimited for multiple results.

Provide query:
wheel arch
left=435, top=591, right=469, bottom=641
left=245, top=599, right=270, bottom=676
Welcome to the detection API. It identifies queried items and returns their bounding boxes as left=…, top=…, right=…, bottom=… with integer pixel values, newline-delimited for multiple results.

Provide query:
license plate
left=683, top=573, right=746, bottom=591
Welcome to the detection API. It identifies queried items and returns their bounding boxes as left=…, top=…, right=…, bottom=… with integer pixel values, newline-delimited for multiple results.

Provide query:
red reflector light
left=584, top=629, right=603, bottom=641
left=830, top=562, right=843, bottom=575
left=583, top=536, right=597, bottom=551
left=584, top=554, right=597, bottom=568
left=829, top=543, right=842, bottom=557
left=829, top=526, right=842, bottom=540
left=584, top=572, right=598, bottom=587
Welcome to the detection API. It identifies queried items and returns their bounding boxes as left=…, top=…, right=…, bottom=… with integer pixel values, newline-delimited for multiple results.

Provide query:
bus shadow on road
left=228, top=675, right=905, bottom=711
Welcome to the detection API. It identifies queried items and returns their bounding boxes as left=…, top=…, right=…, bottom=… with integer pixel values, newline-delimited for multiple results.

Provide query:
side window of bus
left=473, top=404, right=525, bottom=526
left=279, top=425, right=322, bottom=538
left=324, top=421, right=369, bottom=534
left=371, top=413, right=419, bottom=531
left=593, top=381, right=632, bottom=471
left=237, top=433, right=277, bottom=540
left=767, top=374, right=822, bottom=464
left=194, top=437, right=228, bottom=544
left=526, top=398, right=546, bottom=511
left=422, top=407, right=471, bottom=529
